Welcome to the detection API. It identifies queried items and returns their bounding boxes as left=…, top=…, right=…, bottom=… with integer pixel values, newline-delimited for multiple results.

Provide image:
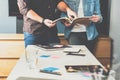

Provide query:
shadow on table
left=16, top=77, right=57, bottom=80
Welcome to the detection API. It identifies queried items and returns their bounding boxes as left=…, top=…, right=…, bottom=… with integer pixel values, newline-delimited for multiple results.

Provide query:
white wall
left=110, top=0, right=120, bottom=70
left=110, top=1, right=120, bottom=79
left=0, top=0, right=16, bottom=33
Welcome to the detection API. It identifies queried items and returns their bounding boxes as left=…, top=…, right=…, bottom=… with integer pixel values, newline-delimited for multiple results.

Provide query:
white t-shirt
left=71, top=0, right=86, bottom=32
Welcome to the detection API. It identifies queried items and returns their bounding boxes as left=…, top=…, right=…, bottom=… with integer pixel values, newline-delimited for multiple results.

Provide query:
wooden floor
left=0, top=34, right=25, bottom=80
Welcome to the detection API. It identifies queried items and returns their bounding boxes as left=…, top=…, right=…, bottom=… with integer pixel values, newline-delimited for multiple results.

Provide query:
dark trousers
left=68, top=32, right=98, bottom=55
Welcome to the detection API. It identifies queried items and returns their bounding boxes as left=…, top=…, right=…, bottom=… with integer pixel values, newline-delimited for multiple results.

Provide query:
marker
left=40, top=70, right=62, bottom=75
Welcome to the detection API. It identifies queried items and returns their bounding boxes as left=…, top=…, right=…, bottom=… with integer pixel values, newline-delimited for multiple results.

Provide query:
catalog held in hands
left=53, top=16, right=91, bottom=26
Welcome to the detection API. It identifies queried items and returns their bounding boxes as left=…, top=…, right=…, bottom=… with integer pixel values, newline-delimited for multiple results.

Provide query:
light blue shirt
left=62, top=0, right=103, bottom=40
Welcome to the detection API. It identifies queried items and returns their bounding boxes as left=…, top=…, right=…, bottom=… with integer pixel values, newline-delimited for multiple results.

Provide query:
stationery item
left=63, top=46, right=81, bottom=53
left=51, top=55, right=60, bottom=59
left=40, top=55, right=50, bottom=58
left=36, top=44, right=69, bottom=50
left=40, top=69, right=62, bottom=75
left=67, top=52, right=85, bottom=56
left=40, top=67, right=62, bottom=75
left=64, top=46, right=86, bottom=56
left=42, top=67, right=59, bottom=72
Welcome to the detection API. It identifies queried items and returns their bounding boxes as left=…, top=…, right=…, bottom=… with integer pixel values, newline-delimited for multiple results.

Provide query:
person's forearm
left=57, top=1, right=71, bottom=12
left=57, top=1, right=77, bottom=19
left=26, top=9, right=44, bottom=23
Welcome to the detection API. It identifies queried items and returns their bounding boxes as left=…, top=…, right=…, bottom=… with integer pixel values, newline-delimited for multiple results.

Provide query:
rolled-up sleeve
left=95, top=0, right=103, bottom=23
left=17, top=0, right=30, bottom=15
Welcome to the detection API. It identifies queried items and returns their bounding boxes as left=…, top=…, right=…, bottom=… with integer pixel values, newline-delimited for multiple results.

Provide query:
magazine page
left=53, top=16, right=91, bottom=26
left=72, top=17, right=91, bottom=26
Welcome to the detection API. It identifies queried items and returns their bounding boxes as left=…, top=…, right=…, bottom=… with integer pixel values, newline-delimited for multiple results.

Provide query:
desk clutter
left=35, top=44, right=86, bottom=56
left=36, top=44, right=70, bottom=50
left=40, top=67, right=62, bottom=75
left=65, top=65, right=109, bottom=76
left=8, top=45, right=112, bottom=80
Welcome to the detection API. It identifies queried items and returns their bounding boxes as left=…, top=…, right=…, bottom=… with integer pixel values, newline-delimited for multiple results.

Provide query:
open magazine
left=53, top=16, right=91, bottom=26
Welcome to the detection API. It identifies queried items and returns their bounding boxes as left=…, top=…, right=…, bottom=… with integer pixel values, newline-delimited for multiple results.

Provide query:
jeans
left=24, top=31, right=60, bottom=48
left=24, top=32, right=35, bottom=48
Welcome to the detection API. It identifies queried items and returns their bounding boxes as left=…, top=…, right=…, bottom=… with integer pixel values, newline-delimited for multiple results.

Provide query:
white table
left=7, top=45, right=103, bottom=80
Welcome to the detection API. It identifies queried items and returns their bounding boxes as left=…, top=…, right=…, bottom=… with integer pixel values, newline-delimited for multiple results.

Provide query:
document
left=53, top=17, right=71, bottom=23
left=36, top=44, right=69, bottom=51
left=53, top=16, right=91, bottom=26
left=63, top=46, right=81, bottom=53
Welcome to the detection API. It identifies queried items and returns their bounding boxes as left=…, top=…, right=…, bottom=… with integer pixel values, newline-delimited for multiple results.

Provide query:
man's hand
left=43, top=19, right=56, bottom=28
left=89, top=15, right=100, bottom=23
left=66, top=8, right=78, bottom=20
left=63, top=21, right=71, bottom=27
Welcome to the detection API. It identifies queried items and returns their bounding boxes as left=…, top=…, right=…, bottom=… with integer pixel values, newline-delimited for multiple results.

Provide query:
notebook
left=63, top=46, right=81, bottom=53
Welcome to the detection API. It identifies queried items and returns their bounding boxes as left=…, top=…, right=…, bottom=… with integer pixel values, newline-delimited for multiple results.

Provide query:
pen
left=67, top=49, right=85, bottom=56
left=67, top=52, right=85, bottom=56
left=40, top=70, right=62, bottom=75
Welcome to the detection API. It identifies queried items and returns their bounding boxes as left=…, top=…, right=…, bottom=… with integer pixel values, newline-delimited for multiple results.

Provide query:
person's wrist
left=42, top=18, right=45, bottom=24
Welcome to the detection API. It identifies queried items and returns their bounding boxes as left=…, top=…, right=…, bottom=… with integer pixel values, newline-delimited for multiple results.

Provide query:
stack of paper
left=63, top=46, right=81, bottom=53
